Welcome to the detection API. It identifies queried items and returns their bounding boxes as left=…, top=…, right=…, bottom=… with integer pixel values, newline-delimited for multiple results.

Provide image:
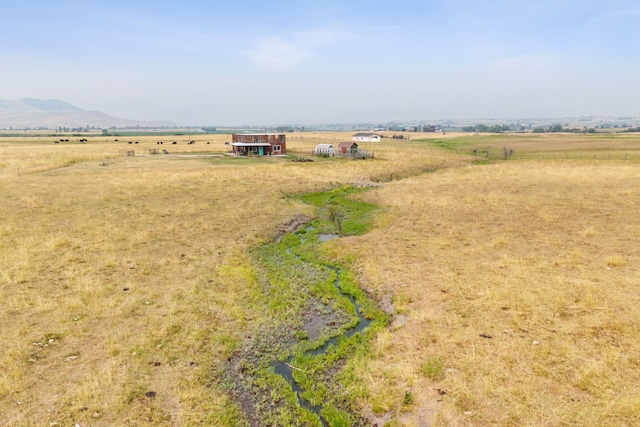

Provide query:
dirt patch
left=225, top=325, right=293, bottom=427
left=302, top=301, right=352, bottom=342
left=274, top=214, right=313, bottom=241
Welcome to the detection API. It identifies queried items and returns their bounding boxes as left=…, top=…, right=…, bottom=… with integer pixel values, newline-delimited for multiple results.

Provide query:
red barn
left=231, top=133, right=286, bottom=156
left=337, top=141, right=358, bottom=155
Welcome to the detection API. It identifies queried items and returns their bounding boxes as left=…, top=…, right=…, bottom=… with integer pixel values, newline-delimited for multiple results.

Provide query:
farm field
left=1, top=132, right=639, bottom=426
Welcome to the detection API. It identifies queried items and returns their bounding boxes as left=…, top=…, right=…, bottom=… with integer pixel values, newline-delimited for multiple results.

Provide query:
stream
left=228, top=186, right=383, bottom=426
left=275, top=240, right=372, bottom=426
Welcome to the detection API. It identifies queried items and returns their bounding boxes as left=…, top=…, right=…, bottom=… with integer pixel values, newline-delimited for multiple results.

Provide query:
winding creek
left=274, top=247, right=372, bottom=425
left=228, top=185, right=384, bottom=426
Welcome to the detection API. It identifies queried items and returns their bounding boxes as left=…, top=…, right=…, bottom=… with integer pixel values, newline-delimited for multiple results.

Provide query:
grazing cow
left=207, top=141, right=210, bottom=144
left=54, top=141, right=59, bottom=144
left=172, top=141, right=177, bottom=145
left=114, top=139, right=119, bottom=142
left=64, top=139, right=69, bottom=142
left=128, top=141, right=132, bottom=144
left=59, top=139, right=64, bottom=142
left=135, top=141, right=139, bottom=144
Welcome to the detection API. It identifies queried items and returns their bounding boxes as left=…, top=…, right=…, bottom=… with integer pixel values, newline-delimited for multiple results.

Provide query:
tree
left=326, top=205, right=345, bottom=237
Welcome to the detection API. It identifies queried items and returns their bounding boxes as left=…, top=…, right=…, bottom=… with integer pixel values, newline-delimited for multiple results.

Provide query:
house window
left=250, top=146, right=258, bottom=153
left=272, top=145, right=281, bottom=151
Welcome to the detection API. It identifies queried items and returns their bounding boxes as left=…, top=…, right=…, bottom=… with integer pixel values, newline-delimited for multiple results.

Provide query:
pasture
left=1, top=132, right=639, bottom=426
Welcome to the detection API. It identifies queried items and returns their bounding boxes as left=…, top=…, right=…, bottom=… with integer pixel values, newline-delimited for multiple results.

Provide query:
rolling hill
left=0, top=98, right=175, bottom=128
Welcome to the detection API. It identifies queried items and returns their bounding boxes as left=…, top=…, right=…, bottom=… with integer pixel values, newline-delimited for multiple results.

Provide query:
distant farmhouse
left=352, top=132, right=381, bottom=142
left=231, top=133, right=286, bottom=156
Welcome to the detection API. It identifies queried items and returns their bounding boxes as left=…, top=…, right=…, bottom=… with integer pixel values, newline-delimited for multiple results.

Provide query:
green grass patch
left=300, top=185, right=378, bottom=236
left=420, top=356, right=445, bottom=381
left=231, top=184, right=389, bottom=424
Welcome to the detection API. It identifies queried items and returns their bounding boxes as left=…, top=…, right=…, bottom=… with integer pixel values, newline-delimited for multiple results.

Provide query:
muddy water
left=276, top=249, right=371, bottom=425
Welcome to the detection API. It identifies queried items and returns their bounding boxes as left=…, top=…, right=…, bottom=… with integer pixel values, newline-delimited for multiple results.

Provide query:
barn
left=337, top=141, right=358, bottom=155
left=352, top=132, right=381, bottom=142
left=313, top=144, right=334, bottom=156
left=231, top=133, right=286, bottom=156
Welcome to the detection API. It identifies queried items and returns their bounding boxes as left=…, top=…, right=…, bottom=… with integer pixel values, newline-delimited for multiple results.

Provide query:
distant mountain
left=0, top=98, right=176, bottom=128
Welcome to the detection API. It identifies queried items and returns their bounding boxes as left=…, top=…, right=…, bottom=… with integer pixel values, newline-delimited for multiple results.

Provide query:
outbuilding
left=313, top=144, right=334, bottom=156
left=337, top=141, right=358, bottom=155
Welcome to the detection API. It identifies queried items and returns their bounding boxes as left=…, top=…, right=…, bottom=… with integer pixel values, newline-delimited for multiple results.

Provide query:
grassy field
left=1, top=131, right=639, bottom=426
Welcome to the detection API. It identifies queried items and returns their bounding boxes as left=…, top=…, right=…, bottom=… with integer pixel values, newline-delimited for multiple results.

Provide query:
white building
left=313, top=144, right=335, bottom=156
left=352, top=132, right=381, bottom=142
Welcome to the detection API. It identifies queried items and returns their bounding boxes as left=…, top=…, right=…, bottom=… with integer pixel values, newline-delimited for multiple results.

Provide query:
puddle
left=318, top=233, right=339, bottom=242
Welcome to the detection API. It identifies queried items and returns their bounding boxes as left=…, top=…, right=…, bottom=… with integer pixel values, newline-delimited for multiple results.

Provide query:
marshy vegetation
left=227, top=185, right=387, bottom=426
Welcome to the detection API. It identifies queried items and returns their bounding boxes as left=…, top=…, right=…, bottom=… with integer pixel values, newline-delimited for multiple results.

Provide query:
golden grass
left=0, top=133, right=457, bottom=425
left=455, top=132, right=640, bottom=160
left=2, top=131, right=640, bottom=425
left=329, top=159, right=640, bottom=425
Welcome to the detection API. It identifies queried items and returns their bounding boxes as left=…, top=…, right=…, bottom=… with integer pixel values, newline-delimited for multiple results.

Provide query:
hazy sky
left=2, top=0, right=639, bottom=125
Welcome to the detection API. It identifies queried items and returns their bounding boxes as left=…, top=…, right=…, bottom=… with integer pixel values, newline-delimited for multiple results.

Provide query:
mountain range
left=0, top=98, right=175, bottom=128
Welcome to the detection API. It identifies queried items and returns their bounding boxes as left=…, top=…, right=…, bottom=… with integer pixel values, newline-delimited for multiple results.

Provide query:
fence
left=336, top=149, right=374, bottom=159
left=312, top=148, right=335, bottom=157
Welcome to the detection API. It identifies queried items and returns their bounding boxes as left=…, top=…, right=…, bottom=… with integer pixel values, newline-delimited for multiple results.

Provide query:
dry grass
left=449, top=132, right=640, bottom=160
left=0, top=133, right=456, bottom=426
left=3, top=131, right=639, bottom=426
left=329, top=159, right=640, bottom=425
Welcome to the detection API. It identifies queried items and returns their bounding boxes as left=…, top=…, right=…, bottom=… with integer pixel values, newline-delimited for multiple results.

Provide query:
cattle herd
left=54, top=138, right=211, bottom=145
left=54, top=138, right=89, bottom=143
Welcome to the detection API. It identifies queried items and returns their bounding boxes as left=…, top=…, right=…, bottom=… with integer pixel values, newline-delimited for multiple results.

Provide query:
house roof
left=231, top=142, right=272, bottom=147
left=233, top=133, right=286, bottom=136
left=353, top=132, right=379, bottom=137
left=315, top=144, right=334, bottom=149
left=338, top=141, right=357, bottom=148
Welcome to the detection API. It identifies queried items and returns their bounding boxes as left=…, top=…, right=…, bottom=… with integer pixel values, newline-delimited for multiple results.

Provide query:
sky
left=2, top=0, right=640, bottom=125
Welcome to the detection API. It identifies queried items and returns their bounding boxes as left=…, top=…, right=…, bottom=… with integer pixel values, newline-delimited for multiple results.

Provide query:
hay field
left=1, top=131, right=639, bottom=426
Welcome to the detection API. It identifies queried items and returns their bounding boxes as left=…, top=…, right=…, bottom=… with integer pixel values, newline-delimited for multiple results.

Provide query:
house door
left=259, top=146, right=264, bottom=156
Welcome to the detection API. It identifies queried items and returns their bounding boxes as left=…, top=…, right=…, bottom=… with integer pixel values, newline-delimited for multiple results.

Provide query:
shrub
left=420, top=356, right=445, bottom=381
